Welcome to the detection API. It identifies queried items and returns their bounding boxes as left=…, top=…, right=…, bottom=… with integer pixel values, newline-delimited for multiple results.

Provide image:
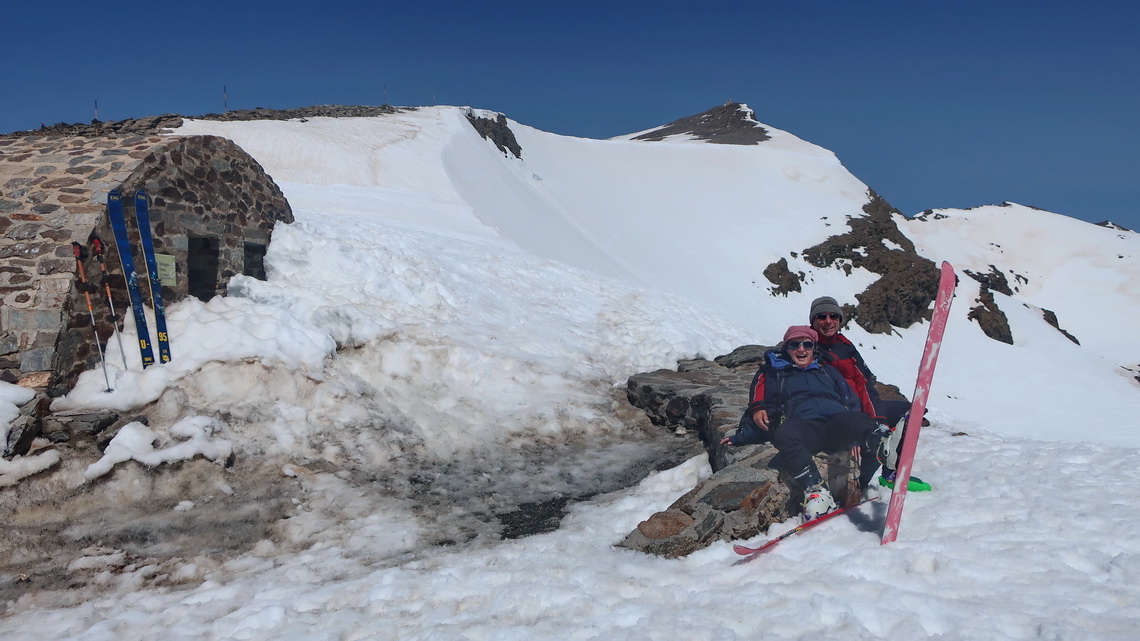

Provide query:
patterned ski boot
left=802, top=482, right=837, bottom=520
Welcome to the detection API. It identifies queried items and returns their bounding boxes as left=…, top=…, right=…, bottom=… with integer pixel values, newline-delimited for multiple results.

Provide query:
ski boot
left=802, top=482, right=837, bottom=520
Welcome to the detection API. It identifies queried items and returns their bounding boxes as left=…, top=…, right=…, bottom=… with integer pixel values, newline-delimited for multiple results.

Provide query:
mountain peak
left=630, top=102, right=771, bottom=145
left=1096, top=220, right=1134, bottom=232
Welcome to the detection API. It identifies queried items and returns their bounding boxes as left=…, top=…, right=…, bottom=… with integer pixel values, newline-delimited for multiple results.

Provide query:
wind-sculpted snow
left=223, top=203, right=742, bottom=455
left=55, top=295, right=337, bottom=414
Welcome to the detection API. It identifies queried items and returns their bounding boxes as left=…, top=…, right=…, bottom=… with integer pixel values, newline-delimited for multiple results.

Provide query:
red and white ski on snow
left=881, top=261, right=956, bottom=545
left=733, top=497, right=880, bottom=556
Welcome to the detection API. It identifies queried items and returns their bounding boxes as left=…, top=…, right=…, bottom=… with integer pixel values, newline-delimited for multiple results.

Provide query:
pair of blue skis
left=106, top=189, right=171, bottom=368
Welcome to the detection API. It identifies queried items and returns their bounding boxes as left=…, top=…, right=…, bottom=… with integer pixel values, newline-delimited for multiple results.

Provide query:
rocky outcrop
left=10, top=115, right=186, bottom=139
left=1041, top=308, right=1080, bottom=345
left=1095, top=220, right=1134, bottom=232
left=964, top=265, right=1014, bottom=296
left=632, top=102, right=771, bottom=145
left=619, top=347, right=869, bottom=557
left=465, top=111, right=523, bottom=159
left=794, top=192, right=942, bottom=334
left=762, top=257, right=803, bottom=296
left=967, top=286, right=1013, bottom=345
left=7, top=105, right=408, bottom=138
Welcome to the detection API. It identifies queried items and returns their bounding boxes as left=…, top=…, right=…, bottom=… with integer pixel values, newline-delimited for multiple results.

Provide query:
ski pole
left=72, top=242, right=113, bottom=392
left=90, top=237, right=129, bottom=370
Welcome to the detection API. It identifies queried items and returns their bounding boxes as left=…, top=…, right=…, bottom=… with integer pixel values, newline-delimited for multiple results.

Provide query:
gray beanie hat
left=809, top=296, right=843, bottom=322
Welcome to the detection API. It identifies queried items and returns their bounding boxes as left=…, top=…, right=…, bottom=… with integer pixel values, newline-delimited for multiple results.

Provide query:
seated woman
left=721, top=325, right=887, bottom=520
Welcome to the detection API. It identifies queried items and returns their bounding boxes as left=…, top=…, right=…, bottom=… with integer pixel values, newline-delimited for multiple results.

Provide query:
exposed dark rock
left=793, top=191, right=941, bottom=334
left=1041, top=308, right=1080, bottom=345
left=632, top=102, right=771, bottom=145
left=465, top=111, right=523, bottom=159
left=874, top=381, right=910, bottom=403
left=1095, top=221, right=1134, bottom=232
left=713, top=344, right=772, bottom=370
left=39, top=410, right=120, bottom=444
left=497, top=495, right=577, bottom=539
left=763, top=257, right=803, bottom=296
left=636, top=510, right=695, bottom=540
left=4, top=394, right=49, bottom=457
left=198, top=105, right=405, bottom=122
left=4, top=105, right=408, bottom=138
left=10, top=115, right=186, bottom=138
left=967, top=286, right=1013, bottom=344
left=964, top=265, right=1014, bottom=296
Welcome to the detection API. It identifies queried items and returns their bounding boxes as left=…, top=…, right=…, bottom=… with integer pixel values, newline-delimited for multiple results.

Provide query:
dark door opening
left=188, top=236, right=220, bottom=301
left=243, top=242, right=267, bottom=280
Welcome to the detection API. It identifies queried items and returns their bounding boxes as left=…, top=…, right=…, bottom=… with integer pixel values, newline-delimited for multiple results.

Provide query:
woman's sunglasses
left=786, top=340, right=815, bottom=351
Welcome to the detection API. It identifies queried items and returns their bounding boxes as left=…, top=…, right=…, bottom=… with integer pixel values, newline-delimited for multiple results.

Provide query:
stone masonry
left=1, top=131, right=294, bottom=454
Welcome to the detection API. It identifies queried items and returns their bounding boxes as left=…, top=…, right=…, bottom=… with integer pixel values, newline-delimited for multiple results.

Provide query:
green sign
left=156, top=253, right=177, bottom=286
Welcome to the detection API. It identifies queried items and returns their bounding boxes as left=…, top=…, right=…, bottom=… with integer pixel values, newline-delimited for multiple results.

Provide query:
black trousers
left=874, top=399, right=917, bottom=472
left=874, top=399, right=911, bottom=427
left=771, top=411, right=882, bottom=490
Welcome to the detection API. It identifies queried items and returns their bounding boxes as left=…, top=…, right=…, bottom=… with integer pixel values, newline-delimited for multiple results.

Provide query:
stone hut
left=0, top=132, right=293, bottom=399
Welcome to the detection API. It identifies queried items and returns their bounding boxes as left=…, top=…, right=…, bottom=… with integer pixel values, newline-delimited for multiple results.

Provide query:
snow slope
left=902, top=202, right=1140, bottom=367
left=172, top=107, right=1140, bottom=447
left=1, top=105, right=1138, bottom=639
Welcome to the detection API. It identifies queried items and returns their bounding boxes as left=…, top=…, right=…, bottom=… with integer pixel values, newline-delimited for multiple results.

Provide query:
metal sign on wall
left=155, top=253, right=177, bottom=286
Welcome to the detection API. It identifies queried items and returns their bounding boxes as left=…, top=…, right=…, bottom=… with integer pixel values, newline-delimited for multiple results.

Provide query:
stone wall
left=0, top=132, right=293, bottom=398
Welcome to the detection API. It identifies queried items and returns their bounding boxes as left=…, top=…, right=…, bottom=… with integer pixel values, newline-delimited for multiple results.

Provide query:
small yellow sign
left=155, top=253, right=177, bottom=286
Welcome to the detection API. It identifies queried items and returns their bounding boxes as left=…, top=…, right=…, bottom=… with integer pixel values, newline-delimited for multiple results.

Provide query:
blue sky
left=5, top=1, right=1138, bottom=230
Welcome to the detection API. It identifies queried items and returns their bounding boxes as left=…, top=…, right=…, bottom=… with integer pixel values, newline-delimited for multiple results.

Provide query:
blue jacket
left=731, top=350, right=861, bottom=445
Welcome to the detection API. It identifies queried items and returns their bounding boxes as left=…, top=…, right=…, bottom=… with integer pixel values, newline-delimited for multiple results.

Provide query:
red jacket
left=816, top=333, right=879, bottom=417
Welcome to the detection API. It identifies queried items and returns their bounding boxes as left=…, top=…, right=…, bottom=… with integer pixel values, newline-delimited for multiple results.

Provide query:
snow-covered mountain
left=1, top=103, right=1138, bottom=639
left=170, top=103, right=1140, bottom=443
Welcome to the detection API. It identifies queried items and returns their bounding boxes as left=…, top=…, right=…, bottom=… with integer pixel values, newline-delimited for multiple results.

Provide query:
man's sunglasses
left=814, top=313, right=841, bottom=321
left=786, top=340, right=815, bottom=351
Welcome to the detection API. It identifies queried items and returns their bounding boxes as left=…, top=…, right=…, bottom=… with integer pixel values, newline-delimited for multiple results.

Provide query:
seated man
left=808, top=296, right=930, bottom=491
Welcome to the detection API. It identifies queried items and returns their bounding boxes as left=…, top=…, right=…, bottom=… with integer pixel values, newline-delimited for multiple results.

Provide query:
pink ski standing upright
left=881, top=261, right=956, bottom=545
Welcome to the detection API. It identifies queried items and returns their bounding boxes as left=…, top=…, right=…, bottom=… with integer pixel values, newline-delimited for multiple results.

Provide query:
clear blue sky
left=5, top=1, right=1138, bottom=230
